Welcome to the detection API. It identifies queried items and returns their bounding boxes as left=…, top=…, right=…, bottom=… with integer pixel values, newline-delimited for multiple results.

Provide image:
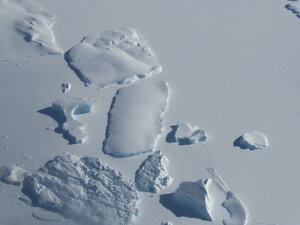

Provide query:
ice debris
left=135, top=151, right=172, bottom=193
left=103, top=79, right=169, bottom=157
left=65, top=28, right=161, bottom=88
left=22, top=153, right=140, bottom=225
left=0, top=164, right=29, bottom=186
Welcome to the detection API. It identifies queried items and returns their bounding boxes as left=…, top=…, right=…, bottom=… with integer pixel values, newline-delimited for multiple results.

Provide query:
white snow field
left=1, top=0, right=300, bottom=225
left=39, top=98, right=94, bottom=144
left=0, top=0, right=62, bottom=61
left=22, top=153, right=140, bottom=225
left=0, top=164, right=29, bottom=186
left=103, top=79, right=169, bottom=157
left=166, top=123, right=207, bottom=145
left=234, top=131, right=269, bottom=150
left=135, top=151, right=172, bottom=193
left=64, top=28, right=161, bottom=88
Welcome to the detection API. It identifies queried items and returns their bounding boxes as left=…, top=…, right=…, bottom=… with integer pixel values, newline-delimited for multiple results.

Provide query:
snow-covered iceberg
left=39, top=98, right=94, bottom=144
left=135, top=151, right=172, bottom=193
left=103, top=79, right=169, bottom=157
left=65, top=28, right=161, bottom=88
left=234, top=131, right=269, bottom=150
left=22, top=153, right=140, bottom=225
left=0, top=0, right=62, bottom=60
left=286, top=0, right=300, bottom=18
left=0, top=164, right=29, bottom=186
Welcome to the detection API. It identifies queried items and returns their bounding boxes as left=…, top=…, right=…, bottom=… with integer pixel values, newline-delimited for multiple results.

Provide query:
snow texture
left=135, top=151, right=172, bottom=193
left=39, top=98, right=94, bottom=144
left=0, top=0, right=62, bottom=60
left=166, top=123, right=207, bottom=145
left=64, top=28, right=161, bottom=88
left=0, top=164, right=29, bottom=186
left=234, top=131, right=269, bottom=150
left=103, top=79, right=169, bottom=157
left=286, top=0, right=300, bottom=18
left=22, top=153, right=140, bottom=225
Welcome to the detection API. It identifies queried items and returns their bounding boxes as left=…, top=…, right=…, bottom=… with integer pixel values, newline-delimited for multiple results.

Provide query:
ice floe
left=166, top=123, right=207, bottom=145
left=22, top=153, right=140, bottom=225
left=103, top=79, right=169, bottom=157
left=0, top=0, right=62, bottom=60
left=65, top=28, right=161, bottom=88
left=39, top=98, right=94, bottom=144
left=0, top=164, right=29, bottom=186
left=135, top=151, right=172, bottom=193
left=234, top=131, right=269, bottom=150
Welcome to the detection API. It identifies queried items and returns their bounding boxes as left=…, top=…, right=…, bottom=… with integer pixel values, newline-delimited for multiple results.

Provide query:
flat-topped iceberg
left=135, top=151, right=172, bottom=193
left=65, top=28, right=161, bottom=88
left=0, top=0, right=62, bottom=60
left=22, top=153, right=140, bottom=225
left=103, top=79, right=169, bottom=157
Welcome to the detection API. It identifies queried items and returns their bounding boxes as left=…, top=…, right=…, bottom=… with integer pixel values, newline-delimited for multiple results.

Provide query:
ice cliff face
left=22, top=154, right=140, bottom=225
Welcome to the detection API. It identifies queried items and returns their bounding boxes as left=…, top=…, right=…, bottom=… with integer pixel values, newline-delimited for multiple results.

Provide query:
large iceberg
left=65, top=28, right=161, bottom=88
left=22, top=153, right=140, bottom=225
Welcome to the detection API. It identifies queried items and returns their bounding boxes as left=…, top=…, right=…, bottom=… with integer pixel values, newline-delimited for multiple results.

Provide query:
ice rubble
left=103, top=79, right=169, bottom=157
left=22, top=154, right=140, bottom=225
left=39, top=98, right=94, bottom=144
left=160, top=169, right=249, bottom=225
left=286, top=0, right=300, bottom=18
left=161, top=222, right=173, bottom=225
left=64, top=28, right=161, bottom=88
left=0, top=164, right=29, bottom=186
left=61, top=83, right=71, bottom=93
left=166, top=123, right=207, bottom=145
left=234, top=131, right=269, bottom=150
left=135, top=151, right=172, bottom=193
left=0, top=0, right=62, bottom=60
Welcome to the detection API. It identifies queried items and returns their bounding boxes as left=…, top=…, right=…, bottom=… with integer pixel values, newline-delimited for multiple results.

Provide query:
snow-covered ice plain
left=0, top=0, right=300, bottom=224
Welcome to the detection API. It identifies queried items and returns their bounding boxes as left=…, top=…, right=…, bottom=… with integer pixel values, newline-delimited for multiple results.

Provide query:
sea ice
left=103, top=79, right=169, bottom=157
left=166, top=123, right=207, bottom=145
left=39, top=98, right=94, bottom=144
left=0, top=0, right=62, bottom=60
left=234, top=131, right=269, bottom=150
left=0, top=164, right=29, bottom=186
left=135, top=151, right=172, bottom=193
left=65, top=28, right=161, bottom=88
left=22, top=153, right=140, bottom=225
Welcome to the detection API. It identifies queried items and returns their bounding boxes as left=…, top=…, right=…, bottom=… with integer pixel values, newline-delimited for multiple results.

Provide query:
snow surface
left=0, top=0, right=62, bottom=60
left=39, top=98, right=94, bottom=144
left=234, top=131, right=269, bottom=150
left=64, top=28, right=161, bottom=88
left=103, top=79, right=169, bottom=157
left=0, top=164, right=29, bottom=186
left=22, top=153, right=140, bottom=225
left=135, top=151, right=172, bottom=193
left=166, top=123, right=207, bottom=145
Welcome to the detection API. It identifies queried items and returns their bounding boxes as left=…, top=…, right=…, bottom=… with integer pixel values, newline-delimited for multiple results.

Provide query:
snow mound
left=286, top=1, right=300, bottom=18
left=0, top=164, right=29, bottom=186
left=22, top=153, right=140, bottom=225
left=166, top=123, right=207, bottom=145
left=162, top=179, right=214, bottom=221
left=103, top=79, right=169, bottom=157
left=0, top=0, right=62, bottom=60
left=61, top=83, right=71, bottom=93
left=39, top=98, right=94, bottom=144
left=135, top=151, right=172, bottom=193
left=234, top=131, right=268, bottom=150
left=161, top=222, right=173, bottom=225
left=222, top=192, right=248, bottom=225
left=64, top=28, right=161, bottom=88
